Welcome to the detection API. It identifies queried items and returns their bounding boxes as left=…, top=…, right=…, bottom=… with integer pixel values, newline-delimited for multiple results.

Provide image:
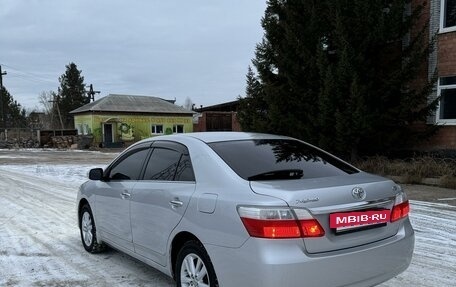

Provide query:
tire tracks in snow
left=0, top=166, right=174, bottom=286
left=379, top=201, right=456, bottom=287
left=0, top=169, right=98, bottom=286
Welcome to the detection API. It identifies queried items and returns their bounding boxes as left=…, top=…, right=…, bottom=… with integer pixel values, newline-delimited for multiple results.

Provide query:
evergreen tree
left=237, top=66, right=269, bottom=132
left=238, top=0, right=437, bottom=160
left=319, top=0, right=437, bottom=159
left=58, top=63, right=87, bottom=128
left=239, top=0, right=329, bottom=143
left=0, top=87, right=27, bottom=128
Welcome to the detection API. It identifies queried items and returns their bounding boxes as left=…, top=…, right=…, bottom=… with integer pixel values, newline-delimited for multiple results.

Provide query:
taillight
left=238, top=206, right=325, bottom=239
left=391, top=191, right=410, bottom=222
left=300, top=220, right=325, bottom=237
left=391, top=201, right=409, bottom=222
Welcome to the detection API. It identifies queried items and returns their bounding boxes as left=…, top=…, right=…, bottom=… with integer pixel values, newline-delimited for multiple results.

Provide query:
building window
left=151, top=124, right=163, bottom=135
left=77, top=124, right=83, bottom=135
left=441, top=0, right=456, bottom=31
left=438, top=76, right=456, bottom=123
left=173, top=124, right=184, bottom=133
left=84, top=124, right=91, bottom=135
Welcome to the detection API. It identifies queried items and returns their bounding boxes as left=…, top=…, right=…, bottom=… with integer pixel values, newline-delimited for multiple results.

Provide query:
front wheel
left=79, top=204, right=105, bottom=253
left=176, top=241, right=218, bottom=287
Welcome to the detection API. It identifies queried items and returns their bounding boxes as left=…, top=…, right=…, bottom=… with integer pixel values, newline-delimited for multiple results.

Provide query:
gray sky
left=0, top=0, right=266, bottom=111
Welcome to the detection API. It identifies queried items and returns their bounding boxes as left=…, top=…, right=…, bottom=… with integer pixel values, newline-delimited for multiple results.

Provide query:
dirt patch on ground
left=0, top=149, right=119, bottom=165
left=404, top=184, right=456, bottom=206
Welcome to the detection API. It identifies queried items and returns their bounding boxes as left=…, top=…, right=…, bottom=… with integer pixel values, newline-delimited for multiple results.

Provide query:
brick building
left=420, top=0, right=456, bottom=150
left=193, top=101, right=241, bottom=132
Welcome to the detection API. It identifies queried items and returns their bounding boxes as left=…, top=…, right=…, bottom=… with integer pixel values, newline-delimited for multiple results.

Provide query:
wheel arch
left=77, top=198, right=90, bottom=229
left=170, top=231, right=202, bottom=278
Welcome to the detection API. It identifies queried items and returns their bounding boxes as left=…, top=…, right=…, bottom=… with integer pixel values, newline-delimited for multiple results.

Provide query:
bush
left=441, top=175, right=456, bottom=189
left=354, top=156, right=456, bottom=186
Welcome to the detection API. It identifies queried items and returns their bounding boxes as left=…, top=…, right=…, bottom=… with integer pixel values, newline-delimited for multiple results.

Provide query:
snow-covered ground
left=0, top=155, right=455, bottom=286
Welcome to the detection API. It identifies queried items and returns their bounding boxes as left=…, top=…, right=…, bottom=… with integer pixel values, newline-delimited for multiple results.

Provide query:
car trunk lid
left=249, top=173, right=402, bottom=254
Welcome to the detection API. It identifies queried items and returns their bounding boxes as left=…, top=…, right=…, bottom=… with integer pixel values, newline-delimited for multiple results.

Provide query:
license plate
left=330, top=210, right=390, bottom=229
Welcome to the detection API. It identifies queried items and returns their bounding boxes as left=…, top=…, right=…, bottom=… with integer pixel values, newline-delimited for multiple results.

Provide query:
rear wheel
left=176, top=241, right=218, bottom=287
left=80, top=204, right=105, bottom=253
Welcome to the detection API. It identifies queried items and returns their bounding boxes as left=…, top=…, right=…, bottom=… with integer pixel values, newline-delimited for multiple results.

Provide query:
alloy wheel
left=81, top=211, right=93, bottom=247
left=180, top=253, right=210, bottom=287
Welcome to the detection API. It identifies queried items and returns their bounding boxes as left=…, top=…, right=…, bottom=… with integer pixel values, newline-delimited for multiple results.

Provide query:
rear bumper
left=205, top=219, right=414, bottom=287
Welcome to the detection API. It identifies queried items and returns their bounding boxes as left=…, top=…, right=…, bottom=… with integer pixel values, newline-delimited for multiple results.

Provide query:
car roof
left=183, top=132, right=291, bottom=143
left=138, top=132, right=292, bottom=145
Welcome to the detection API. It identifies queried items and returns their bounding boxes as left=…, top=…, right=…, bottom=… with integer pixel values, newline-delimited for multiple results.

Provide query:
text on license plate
left=330, top=210, right=390, bottom=229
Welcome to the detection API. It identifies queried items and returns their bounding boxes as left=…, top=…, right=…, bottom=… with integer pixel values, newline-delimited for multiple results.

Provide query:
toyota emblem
left=352, top=187, right=366, bottom=200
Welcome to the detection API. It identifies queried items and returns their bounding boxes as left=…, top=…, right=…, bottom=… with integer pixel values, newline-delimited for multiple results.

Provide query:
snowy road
left=0, top=160, right=455, bottom=286
left=0, top=165, right=175, bottom=287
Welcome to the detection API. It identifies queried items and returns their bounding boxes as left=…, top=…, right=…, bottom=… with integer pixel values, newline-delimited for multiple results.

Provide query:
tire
left=175, top=241, right=218, bottom=287
left=79, top=204, right=105, bottom=253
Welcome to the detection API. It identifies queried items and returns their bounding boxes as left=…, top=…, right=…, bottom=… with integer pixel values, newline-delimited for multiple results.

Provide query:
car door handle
left=169, top=200, right=184, bottom=208
left=121, top=191, right=131, bottom=199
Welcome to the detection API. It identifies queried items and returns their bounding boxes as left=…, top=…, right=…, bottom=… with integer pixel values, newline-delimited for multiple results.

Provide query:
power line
left=0, top=63, right=56, bottom=84
left=7, top=74, right=56, bottom=85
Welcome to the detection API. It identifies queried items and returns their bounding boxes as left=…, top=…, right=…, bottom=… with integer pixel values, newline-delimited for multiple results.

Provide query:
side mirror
left=89, top=168, right=104, bottom=181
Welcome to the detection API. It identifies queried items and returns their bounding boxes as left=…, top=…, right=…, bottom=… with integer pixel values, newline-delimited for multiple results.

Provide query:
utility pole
left=86, top=84, right=100, bottom=102
left=49, top=94, right=64, bottom=130
left=0, top=65, right=7, bottom=129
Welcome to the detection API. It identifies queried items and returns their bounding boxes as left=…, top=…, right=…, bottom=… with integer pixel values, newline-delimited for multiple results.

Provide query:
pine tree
left=237, top=66, right=269, bottom=132
left=319, top=0, right=437, bottom=159
left=239, top=0, right=437, bottom=159
left=0, top=87, right=27, bottom=128
left=58, top=63, right=87, bottom=128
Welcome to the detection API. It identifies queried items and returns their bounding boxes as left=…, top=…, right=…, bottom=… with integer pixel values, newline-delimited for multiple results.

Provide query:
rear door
left=130, top=141, right=196, bottom=266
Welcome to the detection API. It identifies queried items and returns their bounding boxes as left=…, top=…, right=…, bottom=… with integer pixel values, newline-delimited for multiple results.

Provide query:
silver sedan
left=77, top=132, right=414, bottom=287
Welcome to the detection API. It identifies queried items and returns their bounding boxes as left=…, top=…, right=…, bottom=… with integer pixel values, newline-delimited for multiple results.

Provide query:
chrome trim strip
left=309, top=198, right=394, bottom=214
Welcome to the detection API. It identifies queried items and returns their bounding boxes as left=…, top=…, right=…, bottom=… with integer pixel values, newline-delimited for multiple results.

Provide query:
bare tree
left=183, top=97, right=194, bottom=111
left=38, top=91, right=54, bottom=114
left=38, top=91, right=58, bottom=129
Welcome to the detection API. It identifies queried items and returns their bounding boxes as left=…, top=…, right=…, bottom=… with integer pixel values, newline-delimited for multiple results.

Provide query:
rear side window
left=144, top=148, right=181, bottom=180
left=208, top=139, right=358, bottom=180
left=143, top=148, right=195, bottom=181
left=175, top=154, right=195, bottom=181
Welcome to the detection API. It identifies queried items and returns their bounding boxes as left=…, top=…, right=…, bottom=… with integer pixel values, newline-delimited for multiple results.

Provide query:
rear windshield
left=208, top=139, right=359, bottom=180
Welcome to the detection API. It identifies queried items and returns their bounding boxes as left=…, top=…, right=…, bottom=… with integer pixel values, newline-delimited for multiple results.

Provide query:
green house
left=70, top=94, right=194, bottom=147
